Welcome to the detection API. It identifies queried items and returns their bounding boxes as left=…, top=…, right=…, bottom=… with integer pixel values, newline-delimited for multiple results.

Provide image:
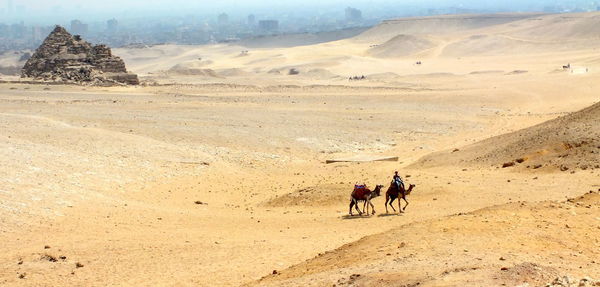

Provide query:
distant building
left=70, top=19, right=88, bottom=35
left=247, top=14, right=256, bottom=26
left=345, top=7, right=362, bottom=22
left=107, top=19, right=118, bottom=34
left=31, top=26, right=44, bottom=42
left=218, top=13, right=229, bottom=25
left=0, top=24, right=8, bottom=37
left=258, top=20, right=278, bottom=32
left=10, top=22, right=26, bottom=38
left=6, top=0, right=12, bottom=15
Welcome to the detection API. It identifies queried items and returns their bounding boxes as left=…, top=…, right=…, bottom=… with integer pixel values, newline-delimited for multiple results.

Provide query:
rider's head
left=394, top=171, right=398, bottom=175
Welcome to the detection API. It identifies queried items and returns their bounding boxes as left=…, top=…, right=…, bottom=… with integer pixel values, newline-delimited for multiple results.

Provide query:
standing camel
left=349, top=185, right=383, bottom=216
left=385, top=183, right=416, bottom=213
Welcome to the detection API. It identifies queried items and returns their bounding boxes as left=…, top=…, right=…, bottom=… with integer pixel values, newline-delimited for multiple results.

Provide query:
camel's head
left=374, top=184, right=384, bottom=196
left=406, top=184, right=416, bottom=195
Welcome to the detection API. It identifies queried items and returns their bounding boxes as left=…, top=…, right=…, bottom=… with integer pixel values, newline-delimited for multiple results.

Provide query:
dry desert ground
left=0, top=12, right=599, bottom=286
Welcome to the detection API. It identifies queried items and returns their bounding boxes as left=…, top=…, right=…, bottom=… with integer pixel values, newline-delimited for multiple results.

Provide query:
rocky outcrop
left=21, top=26, right=138, bottom=85
left=545, top=276, right=599, bottom=287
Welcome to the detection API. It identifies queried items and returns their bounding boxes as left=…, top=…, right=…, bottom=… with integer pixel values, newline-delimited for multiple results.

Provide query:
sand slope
left=413, top=102, right=600, bottom=170
left=357, top=12, right=600, bottom=58
left=239, top=27, right=369, bottom=48
left=503, top=12, right=600, bottom=41
left=96, top=12, right=600, bottom=82
left=354, top=13, right=541, bottom=42
left=253, top=191, right=600, bottom=286
left=368, top=35, right=436, bottom=58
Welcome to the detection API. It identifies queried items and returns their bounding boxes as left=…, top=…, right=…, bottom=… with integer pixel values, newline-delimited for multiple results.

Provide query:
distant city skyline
left=2, top=0, right=599, bottom=52
left=3, top=0, right=600, bottom=25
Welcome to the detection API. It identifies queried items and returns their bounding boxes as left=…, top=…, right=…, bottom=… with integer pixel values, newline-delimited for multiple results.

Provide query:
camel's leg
left=371, top=201, right=376, bottom=215
left=398, top=197, right=403, bottom=213
left=402, top=197, right=409, bottom=211
left=350, top=199, right=361, bottom=216
left=368, top=199, right=376, bottom=215
left=357, top=201, right=363, bottom=215
left=389, top=197, right=397, bottom=212
left=353, top=199, right=362, bottom=215
left=385, top=195, right=389, bottom=213
left=362, top=201, right=367, bottom=214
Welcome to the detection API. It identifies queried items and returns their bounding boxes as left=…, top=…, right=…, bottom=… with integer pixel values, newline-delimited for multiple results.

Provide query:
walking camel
left=349, top=185, right=383, bottom=216
left=385, top=183, right=416, bottom=213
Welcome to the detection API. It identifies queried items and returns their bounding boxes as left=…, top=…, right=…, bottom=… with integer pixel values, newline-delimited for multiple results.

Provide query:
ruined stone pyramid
left=22, top=26, right=139, bottom=85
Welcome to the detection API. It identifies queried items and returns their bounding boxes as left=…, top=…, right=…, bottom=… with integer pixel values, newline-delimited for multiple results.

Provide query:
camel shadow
left=341, top=214, right=374, bottom=220
left=378, top=213, right=404, bottom=217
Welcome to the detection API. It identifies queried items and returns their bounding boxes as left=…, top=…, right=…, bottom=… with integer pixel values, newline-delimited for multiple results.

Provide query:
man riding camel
left=392, top=171, right=405, bottom=191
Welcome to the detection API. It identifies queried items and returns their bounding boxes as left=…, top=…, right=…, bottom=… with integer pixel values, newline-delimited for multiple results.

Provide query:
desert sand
left=0, top=12, right=599, bottom=287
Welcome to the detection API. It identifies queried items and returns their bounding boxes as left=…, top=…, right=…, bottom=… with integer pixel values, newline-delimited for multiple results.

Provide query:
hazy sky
left=5, top=0, right=564, bottom=10
left=2, top=0, right=596, bottom=24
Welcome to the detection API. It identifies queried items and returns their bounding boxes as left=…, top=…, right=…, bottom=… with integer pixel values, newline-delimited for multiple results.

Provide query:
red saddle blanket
left=353, top=185, right=370, bottom=199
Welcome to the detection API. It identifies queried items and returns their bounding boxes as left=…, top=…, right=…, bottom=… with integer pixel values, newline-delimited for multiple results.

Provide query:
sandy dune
left=368, top=35, right=437, bottom=58
left=238, top=27, right=369, bottom=48
left=414, top=102, right=600, bottom=171
left=353, top=13, right=543, bottom=42
left=100, top=12, right=600, bottom=88
left=255, top=191, right=600, bottom=287
left=1, top=11, right=599, bottom=287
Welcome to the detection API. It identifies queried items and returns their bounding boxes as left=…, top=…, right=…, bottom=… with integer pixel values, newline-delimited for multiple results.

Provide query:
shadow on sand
left=341, top=213, right=403, bottom=219
left=341, top=214, right=375, bottom=220
left=377, top=213, right=403, bottom=217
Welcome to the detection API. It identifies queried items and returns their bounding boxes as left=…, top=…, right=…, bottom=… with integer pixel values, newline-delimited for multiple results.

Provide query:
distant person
left=392, top=171, right=404, bottom=190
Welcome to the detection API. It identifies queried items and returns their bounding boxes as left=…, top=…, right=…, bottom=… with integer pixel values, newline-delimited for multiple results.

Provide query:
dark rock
left=21, top=26, right=138, bottom=86
left=502, top=162, right=515, bottom=168
left=42, top=254, right=58, bottom=262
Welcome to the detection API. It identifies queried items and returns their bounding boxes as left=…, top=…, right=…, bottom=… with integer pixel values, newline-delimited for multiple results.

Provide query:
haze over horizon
left=2, top=0, right=599, bottom=25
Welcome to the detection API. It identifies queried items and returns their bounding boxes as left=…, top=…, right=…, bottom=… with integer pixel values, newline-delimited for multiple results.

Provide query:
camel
left=349, top=185, right=383, bottom=216
left=385, top=183, right=416, bottom=213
